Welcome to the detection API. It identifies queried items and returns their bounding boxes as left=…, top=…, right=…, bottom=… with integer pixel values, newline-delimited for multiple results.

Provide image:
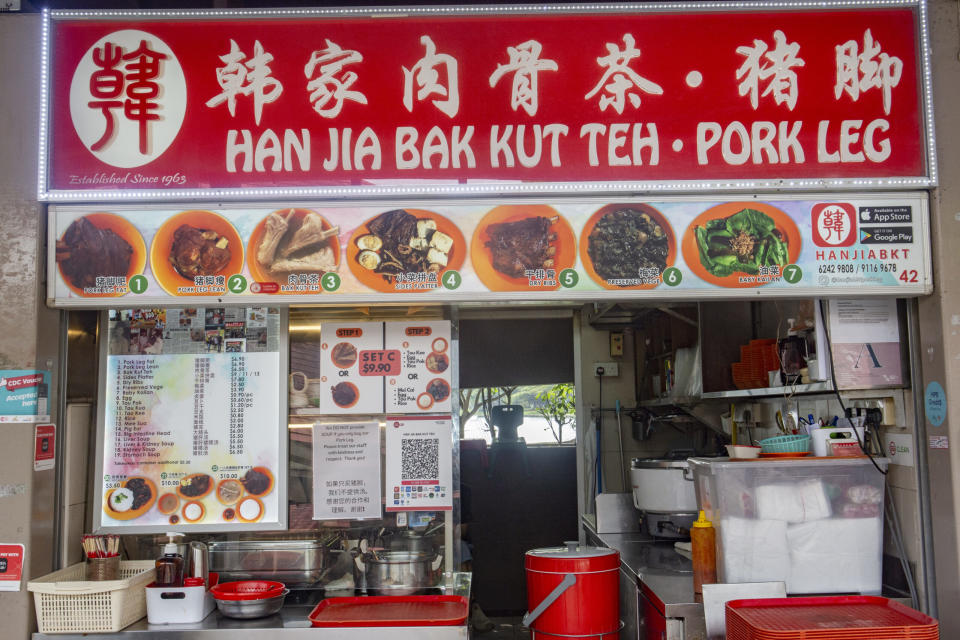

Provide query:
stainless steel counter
left=33, top=604, right=468, bottom=639
left=583, top=517, right=706, bottom=640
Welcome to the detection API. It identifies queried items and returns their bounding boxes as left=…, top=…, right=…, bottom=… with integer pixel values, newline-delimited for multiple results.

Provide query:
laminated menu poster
left=312, top=421, right=382, bottom=520
left=318, top=323, right=385, bottom=415
left=385, top=321, right=452, bottom=414
left=313, top=321, right=452, bottom=415
left=384, top=416, right=454, bottom=512
left=98, top=351, right=282, bottom=531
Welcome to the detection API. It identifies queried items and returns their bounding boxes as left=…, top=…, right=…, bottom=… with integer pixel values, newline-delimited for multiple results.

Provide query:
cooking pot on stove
left=356, top=550, right=443, bottom=595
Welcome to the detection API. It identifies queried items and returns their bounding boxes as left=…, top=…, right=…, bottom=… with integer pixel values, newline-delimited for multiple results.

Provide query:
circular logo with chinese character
left=69, top=30, right=187, bottom=168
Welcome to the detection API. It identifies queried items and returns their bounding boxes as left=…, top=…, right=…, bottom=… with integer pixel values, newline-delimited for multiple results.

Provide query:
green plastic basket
left=759, top=434, right=811, bottom=453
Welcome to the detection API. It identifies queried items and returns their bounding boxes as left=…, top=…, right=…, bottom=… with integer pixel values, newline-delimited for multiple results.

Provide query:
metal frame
left=37, top=0, right=937, bottom=202
left=92, top=307, right=289, bottom=534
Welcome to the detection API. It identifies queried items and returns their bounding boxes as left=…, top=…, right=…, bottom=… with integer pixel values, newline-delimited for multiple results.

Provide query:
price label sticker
left=358, top=350, right=402, bottom=376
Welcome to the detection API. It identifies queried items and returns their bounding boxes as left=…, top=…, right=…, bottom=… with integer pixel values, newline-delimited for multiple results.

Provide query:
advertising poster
left=318, top=324, right=385, bottom=415
left=385, top=321, right=453, bottom=414
left=828, top=298, right=904, bottom=388
left=384, top=416, right=454, bottom=512
left=97, top=307, right=285, bottom=532
left=49, top=194, right=931, bottom=308
left=0, top=370, right=50, bottom=423
left=312, top=421, right=382, bottom=520
left=0, top=544, right=24, bottom=592
left=34, top=424, right=56, bottom=472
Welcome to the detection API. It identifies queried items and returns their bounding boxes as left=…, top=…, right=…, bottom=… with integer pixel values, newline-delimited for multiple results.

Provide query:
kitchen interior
left=42, top=295, right=924, bottom=640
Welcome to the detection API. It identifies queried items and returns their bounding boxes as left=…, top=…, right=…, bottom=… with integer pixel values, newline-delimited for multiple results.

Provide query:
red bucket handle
left=522, top=573, right=577, bottom=629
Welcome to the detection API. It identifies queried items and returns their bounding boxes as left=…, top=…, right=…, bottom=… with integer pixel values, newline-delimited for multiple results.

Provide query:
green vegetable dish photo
left=693, top=207, right=791, bottom=278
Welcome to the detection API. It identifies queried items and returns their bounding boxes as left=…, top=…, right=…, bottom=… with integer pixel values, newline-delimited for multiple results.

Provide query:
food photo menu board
left=316, top=321, right=452, bottom=415
left=95, top=307, right=287, bottom=532
left=49, top=194, right=931, bottom=308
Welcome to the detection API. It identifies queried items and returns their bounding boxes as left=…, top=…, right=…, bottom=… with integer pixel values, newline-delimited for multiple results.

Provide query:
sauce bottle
left=155, top=533, right=184, bottom=588
left=691, top=510, right=717, bottom=594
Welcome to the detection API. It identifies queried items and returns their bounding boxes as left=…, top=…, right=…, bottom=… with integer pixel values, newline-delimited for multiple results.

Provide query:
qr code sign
left=401, top=438, right=439, bottom=480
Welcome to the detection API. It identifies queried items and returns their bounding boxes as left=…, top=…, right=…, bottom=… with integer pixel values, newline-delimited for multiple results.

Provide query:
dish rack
left=28, top=560, right=155, bottom=634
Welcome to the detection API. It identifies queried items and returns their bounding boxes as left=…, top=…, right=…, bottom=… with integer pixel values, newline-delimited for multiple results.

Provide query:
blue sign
left=0, top=370, right=50, bottom=420
left=925, top=381, right=947, bottom=427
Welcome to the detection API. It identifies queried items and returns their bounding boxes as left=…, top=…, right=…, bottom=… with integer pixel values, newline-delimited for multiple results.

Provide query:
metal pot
left=385, top=527, right=442, bottom=555
left=357, top=550, right=441, bottom=595
left=208, top=540, right=329, bottom=587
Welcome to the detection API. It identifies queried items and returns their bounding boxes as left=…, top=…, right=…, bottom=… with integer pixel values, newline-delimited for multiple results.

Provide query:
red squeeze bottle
left=691, top=510, right=717, bottom=594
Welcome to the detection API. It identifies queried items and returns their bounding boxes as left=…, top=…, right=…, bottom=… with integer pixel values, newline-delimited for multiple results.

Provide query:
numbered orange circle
left=150, top=210, right=243, bottom=296
left=579, top=204, right=676, bottom=290
left=681, top=202, right=802, bottom=288
left=471, top=205, right=576, bottom=291
left=247, top=208, right=340, bottom=290
left=57, top=213, right=147, bottom=298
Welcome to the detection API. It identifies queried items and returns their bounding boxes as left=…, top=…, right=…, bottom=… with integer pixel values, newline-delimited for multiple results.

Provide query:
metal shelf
left=636, top=396, right=700, bottom=407
left=700, top=381, right=833, bottom=399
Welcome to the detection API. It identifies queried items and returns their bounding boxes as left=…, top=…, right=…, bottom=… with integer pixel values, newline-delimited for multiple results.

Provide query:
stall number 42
left=899, top=270, right=919, bottom=284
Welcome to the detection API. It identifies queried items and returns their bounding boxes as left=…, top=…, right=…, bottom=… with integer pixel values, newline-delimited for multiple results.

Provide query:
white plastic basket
left=27, top=560, right=155, bottom=634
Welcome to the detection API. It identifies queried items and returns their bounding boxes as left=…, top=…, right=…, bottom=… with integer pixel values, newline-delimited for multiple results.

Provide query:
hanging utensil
left=615, top=400, right=628, bottom=492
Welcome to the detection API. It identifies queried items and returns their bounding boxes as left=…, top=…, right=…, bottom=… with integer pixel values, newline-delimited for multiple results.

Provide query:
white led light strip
left=39, top=0, right=936, bottom=201
left=39, top=176, right=935, bottom=203
left=49, top=0, right=921, bottom=19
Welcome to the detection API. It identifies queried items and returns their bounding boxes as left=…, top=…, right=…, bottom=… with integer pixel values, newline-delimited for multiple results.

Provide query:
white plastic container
left=688, top=456, right=888, bottom=595
left=146, top=582, right=215, bottom=624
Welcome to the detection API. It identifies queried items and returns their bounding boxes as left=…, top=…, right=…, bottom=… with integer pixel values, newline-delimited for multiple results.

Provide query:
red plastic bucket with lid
left=524, top=542, right=620, bottom=639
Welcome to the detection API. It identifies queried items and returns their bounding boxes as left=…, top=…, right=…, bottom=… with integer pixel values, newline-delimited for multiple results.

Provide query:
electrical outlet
left=610, top=332, right=624, bottom=356
left=593, top=362, right=619, bottom=377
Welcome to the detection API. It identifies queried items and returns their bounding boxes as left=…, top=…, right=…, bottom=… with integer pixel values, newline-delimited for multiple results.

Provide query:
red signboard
left=358, top=350, right=402, bottom=377
left=43, top=5, right=931, bottom=199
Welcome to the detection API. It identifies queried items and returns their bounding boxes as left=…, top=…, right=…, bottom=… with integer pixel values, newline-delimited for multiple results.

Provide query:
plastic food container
left=689, top=456, right=888, bottom=595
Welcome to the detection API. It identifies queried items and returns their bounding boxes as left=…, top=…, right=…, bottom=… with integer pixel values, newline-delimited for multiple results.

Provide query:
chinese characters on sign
left=312, top=421, right=382, bottom=520
left=53, top=9, right=926, bottom=191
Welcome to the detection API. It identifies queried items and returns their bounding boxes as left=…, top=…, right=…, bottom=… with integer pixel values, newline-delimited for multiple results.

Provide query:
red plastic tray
left=309, top=595, right=469, bottom=627
left=726, top=596, right=939, bottom=639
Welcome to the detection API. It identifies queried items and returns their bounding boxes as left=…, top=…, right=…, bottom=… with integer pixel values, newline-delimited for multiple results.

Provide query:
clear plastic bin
left=688, top=456, right=888, bottom=595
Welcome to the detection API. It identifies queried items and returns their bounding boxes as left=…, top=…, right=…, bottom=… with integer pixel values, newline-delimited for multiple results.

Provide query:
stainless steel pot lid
left=527, top=541, right=617, bottom=559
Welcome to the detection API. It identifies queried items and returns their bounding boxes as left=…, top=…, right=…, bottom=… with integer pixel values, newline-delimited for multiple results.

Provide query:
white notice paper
left=384, top=416, right=454, bottom=511
left=384, top=321, right=452, bottom=413
left=312, top=421, right=382, bottom=520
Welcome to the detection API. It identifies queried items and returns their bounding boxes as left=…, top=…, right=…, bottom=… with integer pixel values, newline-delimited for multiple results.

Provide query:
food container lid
left=184, top=577, right=204, bottom=587
left=525, top=542, right=619, bottom=572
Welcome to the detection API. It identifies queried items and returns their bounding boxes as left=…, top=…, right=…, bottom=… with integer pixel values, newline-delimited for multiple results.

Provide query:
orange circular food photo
left=470, top=205, right=576, bottom=292
left=579, top=204, right=676, bottom=290
left=425, top=378, right=451, bottom=403
left=416, top=392, right=435, bottom=411
left=331, top=381, right=359, bottom=409
left=149, top=210, right=244, bottom=296
left=236, top=496, right=265, bottom=523
left=330, top=342, right=358, bottom=369
left=157, top=492, right=180, bottom=515
left=56, top=213, right=147, bottom=298
left=216, top=478, right=244, bottom=505
left=182, top=500, right=205, bottom=523
left=680, top=202, right=802, bottom=288
left=240, top=466, right=275, bottom=497
left=431, top=337, right=448, bottom=354
left=102, top=476, right=157, bottom=521
left=347, top=209, right=466, bottom=293
left=176, top=473, right=214, bottom=501
left=247, top=208, right=340, bottom=291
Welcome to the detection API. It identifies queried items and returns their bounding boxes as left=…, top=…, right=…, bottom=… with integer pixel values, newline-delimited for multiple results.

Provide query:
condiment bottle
left=155, top=533, right=184, bottom=588
left=691, top=510, right=717, bottom=594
